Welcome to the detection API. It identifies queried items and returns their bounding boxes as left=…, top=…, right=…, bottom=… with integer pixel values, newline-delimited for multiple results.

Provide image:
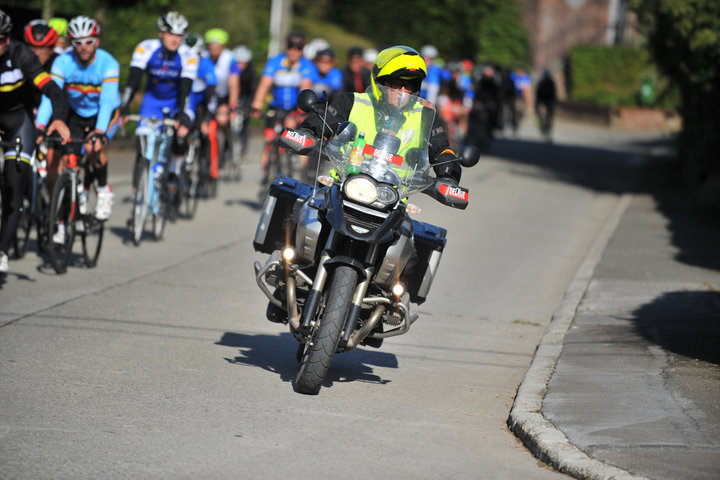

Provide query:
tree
left=631, top=0, right=720, bottom=190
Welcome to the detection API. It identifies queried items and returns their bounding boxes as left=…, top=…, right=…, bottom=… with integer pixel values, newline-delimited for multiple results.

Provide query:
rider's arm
left=228, top=59, right=240, bottom=109
left=20, top=45, right=68, bottom=125
left=251, top=75, right=273, bottom=112
left=95, top=54, right=121, bottom=133
left=120, top=66, right=143, bottom=113
left=177, top=46, right=199, bottom=124
left=299, top=91, right=354, bottom=140
left=36, top=54, right=67, bottom=129
left=427, top=111, right=461, bottom=183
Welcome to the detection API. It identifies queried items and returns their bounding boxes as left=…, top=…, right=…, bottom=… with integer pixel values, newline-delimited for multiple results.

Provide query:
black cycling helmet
left=0, top=9, right=12, bottom=36
left=286, top=31, right=306, bottom=50
left=24, top=21, right=58, bottom=47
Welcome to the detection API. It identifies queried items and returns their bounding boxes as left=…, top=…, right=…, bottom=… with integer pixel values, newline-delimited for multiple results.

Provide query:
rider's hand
left=35, top=126, right=46, bottom=145
left=249, top=105, right=262, bottom=118
left=85, top=129, right=107, bottom=153
left=47, top=119, right=71, bottom=143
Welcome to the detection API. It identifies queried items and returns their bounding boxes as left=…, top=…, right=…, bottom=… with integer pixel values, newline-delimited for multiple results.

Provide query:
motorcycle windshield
left=325, top=85, right=436, bottom=198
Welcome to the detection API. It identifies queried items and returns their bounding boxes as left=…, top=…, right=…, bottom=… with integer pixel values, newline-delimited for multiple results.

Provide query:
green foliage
left=476, top=1, right=530, bottom=67
left=568, top=45, right=649, bottom=107
left=631, top=0, right=720, bottom=185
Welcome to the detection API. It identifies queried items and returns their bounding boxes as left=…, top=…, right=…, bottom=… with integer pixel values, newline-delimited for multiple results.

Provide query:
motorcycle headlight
left=344, top=176, right=378, bottom=204
left=343, top=176, right=399, bottom=209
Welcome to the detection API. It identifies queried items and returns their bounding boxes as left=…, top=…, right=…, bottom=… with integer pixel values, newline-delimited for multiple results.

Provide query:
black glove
left=280, top=128, right=317, bottom=154
left=425, top=176, right=469, bottom=210
left=119, top=104, right=130, bottom=118
left=175, top=112, right=192, bottom=129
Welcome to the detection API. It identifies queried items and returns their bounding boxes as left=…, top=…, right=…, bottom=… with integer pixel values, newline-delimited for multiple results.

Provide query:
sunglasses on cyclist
left=72, top=37, right=97, bottom=47
left=0, top=36, right=8, bottom=43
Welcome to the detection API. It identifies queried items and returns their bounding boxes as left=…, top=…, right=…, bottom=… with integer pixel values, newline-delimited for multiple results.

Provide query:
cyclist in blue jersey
left=311, top=48, right=343, bottom=101
left=251, top=32, right=315, bottom=186
left=119, top=11, right=198, bottom=214
left=419, top=45, right=450, bottom=106
left=37, top=16, right=120, bottom=224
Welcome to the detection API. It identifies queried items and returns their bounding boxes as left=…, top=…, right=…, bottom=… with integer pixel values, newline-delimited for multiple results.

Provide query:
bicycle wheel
left=131, top=159, right=149, bottom=246
left=13, top=195, right=32, bottom=259
left=182, top=166, right=198, bottom=219
left=80, top=183, right=104, bottom=268
left=152, top=177, right=167, bottom=241
left=48, top=173, right=75, bottom=274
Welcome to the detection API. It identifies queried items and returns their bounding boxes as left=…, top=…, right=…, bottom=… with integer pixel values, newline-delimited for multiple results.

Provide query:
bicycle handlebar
left=126, top=114, right=176, bottom=127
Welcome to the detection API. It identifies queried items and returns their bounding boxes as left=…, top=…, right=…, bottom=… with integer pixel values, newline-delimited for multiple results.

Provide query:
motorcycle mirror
left=297, top=89, right=319, bottom=113
left=336, top=121, right=357, bottom=143
left=459, top=145, right=480, bottom=168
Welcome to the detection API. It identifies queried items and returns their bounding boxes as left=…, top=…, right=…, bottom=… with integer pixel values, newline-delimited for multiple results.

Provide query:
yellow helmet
left=371, top=46, right=427, bottom=99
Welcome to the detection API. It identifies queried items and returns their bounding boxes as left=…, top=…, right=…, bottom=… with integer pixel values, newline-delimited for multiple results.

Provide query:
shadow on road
left=630, top=290, right=720, bottom=366
left=216, top=331, right=398, bottom=389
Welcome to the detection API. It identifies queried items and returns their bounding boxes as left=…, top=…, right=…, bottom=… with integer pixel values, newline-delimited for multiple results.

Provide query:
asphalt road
left=0, top=120, right=672, bottom=479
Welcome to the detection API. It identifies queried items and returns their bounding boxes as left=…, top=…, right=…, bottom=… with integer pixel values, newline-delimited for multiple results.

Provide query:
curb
left=507, top=193, right=651, bottom=480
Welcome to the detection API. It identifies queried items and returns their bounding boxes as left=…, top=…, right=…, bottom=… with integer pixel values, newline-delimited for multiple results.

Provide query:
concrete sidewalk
left=510, top=186, right=720, bottom=479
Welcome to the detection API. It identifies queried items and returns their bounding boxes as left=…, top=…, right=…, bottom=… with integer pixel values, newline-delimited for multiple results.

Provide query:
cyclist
left=24, top=20, right=58, bottom=72
left=251, top=32, right=315, bottom=186
left=184, top=33, right=216, bottom=194
left=119, top=11, right=198, bottom=218
left=341, top=46, right=370, bottom=93
left=311, top=48, right=343, bottom=101
left=203, top=28, right=239, bottom=181
left=0, top=9, right=70, bottom=275
left=48, top=17, right=70, bottom=54
left=24, top=20, right=59, bottom=113
left=419, top=44, right=449, bottom=106
left=233, top=45, right=258, bottom=163
left=36, top=15, right=121, bottom=230
left=535, top=69, right=557, bottom=143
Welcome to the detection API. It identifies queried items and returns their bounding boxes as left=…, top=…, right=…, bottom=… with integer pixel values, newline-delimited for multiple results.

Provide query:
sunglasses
left=0, top=36, right=8, bottom=43
left=381, top=78, right=418, bottom=92
left=72, top=37, right=97, bottom=47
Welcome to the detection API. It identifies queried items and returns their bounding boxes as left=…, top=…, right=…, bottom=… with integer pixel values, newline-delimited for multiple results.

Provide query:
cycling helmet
left=67, top=16, right=100, bottom=39
left=0, top=9, right=12, bottom=36
left=157, top=11, right=189, bottom=35
left=48, top=17, right=68, bottom=37
left=363, top=48, right=378, bottom=65
left=371, top=45, right=427, bottom=98
left=286, top=32, right=306, bottom=50
left=420, top=45, right=438, bottom=59
left=204, top=28, right=229, bottom=45
left=184, top=32, right=204, bottom=53
left=303, top=37, right=328, bottom=60
left=233, top=45, right=252, bottom=63
left=24, top=21, right=58, bottom=47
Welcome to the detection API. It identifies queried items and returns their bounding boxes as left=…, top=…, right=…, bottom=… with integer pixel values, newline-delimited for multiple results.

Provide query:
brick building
left=520, top=0, right=636, bottom=96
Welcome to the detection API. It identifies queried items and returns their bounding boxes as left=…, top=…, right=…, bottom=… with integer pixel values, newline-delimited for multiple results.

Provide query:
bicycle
left=258, top=108, right=296, bottom=201
left=127, top=111, right=175, bottom=246
left=14, top=144, right=51, bottom=258
left=46, top=134, right=106, bottom=274
left=225, top=106, right=245, bottom=182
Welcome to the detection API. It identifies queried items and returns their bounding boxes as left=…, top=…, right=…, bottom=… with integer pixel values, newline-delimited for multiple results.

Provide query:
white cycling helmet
left=303, top=37, right=329, bottom=61
left=157, top=11, right=188, bottom=35
left=233, top=45, right=252, bottom=63
left=420, top=44, right=438, bottom=59
left=67, top=15, right=100, bottom=39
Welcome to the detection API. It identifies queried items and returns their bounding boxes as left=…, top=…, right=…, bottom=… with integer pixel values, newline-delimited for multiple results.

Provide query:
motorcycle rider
left=299, top=45, right=461, bottom=187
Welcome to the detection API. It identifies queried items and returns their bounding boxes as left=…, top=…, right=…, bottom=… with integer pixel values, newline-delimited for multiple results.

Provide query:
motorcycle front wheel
left=295, top=265, right=358, bottom=395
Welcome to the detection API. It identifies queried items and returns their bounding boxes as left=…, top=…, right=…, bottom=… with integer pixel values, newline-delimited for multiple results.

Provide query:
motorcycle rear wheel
left=295, top=265, right=357, bottom=395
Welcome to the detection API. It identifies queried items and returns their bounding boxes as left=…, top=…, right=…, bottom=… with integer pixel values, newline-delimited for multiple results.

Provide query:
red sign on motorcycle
left=439, top=184, right=469, bottom=201
left=363, top=144, right=404, bottom=166
left=282, top=130, right=313, bottom=147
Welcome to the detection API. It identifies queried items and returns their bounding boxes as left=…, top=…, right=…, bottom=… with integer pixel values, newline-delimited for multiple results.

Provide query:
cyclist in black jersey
left=0, top=9, right=70, bottom=275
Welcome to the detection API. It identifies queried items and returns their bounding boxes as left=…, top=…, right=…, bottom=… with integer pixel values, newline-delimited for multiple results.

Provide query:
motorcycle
left=252, top=87, right=479, bottom=394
